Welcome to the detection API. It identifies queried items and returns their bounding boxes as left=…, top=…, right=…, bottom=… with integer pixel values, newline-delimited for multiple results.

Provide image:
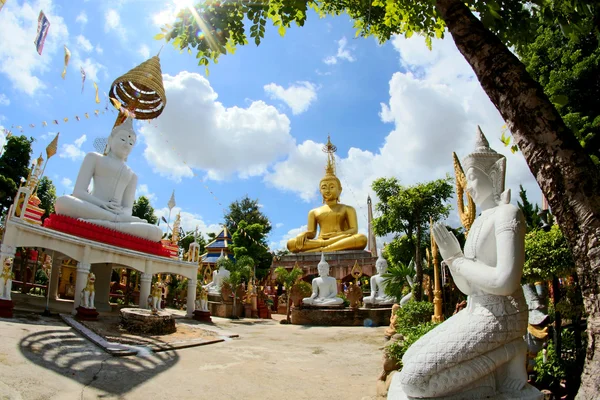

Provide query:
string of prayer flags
left=93, top=82, right=100, bottom=103
left=34, top=11, right=50, bottom=55
left=80, top=67, right=86, bottom=93
left=61, top=45, right=71, bottom=79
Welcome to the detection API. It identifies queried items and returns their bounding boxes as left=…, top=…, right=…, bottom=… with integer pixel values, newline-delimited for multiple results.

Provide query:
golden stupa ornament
left=322, top=134, right=338, bottom=177
left=109, top=55, right=167, bottom=126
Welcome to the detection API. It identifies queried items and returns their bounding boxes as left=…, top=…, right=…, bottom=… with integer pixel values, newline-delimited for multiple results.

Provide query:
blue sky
left=0, top=0, right=542, bottom=250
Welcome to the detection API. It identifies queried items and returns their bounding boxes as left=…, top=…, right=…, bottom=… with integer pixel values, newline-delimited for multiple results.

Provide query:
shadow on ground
left=19, top=328, right=179, bottom=395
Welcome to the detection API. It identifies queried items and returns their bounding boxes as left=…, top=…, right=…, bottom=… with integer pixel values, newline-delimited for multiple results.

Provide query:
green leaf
left=500, top=131, right=511, bottom=146
left=552, top=95, right=569, bottom=107
left=153, top=33, right=165, bottom=40
left=278, top=25, right=286, bottom=37
left=510, top=145, right=519, bottom=153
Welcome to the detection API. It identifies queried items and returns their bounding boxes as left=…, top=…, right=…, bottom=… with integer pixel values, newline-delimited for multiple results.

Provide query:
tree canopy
left=224, top=195, right=271, bottom=236
left=36, top=176, right=56, bottom=222
left=517, top=13, right=599, bottom=165
left=523, top=224, right=574, bottom=283
left=372, top=176, right=453, bottom=300
left=0, top=135, right=33, bottom=214
left=230, top=220, right=272, bottom=279
left=132, top=196, right=158, bottom=225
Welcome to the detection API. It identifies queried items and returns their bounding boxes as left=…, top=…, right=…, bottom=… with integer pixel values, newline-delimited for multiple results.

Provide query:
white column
left=48, top=256, right=62, bottom=300
left=72, top=262, right=90, bottom=313
left=139, top=273, right=152, bottom=309
left=186, top=278, right=197, bottom=317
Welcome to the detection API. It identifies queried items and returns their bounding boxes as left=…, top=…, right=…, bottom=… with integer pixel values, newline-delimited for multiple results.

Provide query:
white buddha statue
left=54, top=118, right=163, bottom=242
left=363, top=252, right=395, bottom=306
left=302, top=253, right=343, bottom=307
left=203, top=250, right=231, bottom=296
left=389, top=128, right=540, bottom=399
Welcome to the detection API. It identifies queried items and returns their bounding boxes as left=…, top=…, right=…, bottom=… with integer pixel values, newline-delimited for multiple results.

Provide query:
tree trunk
left=414, top=224, right=423, bottom=301
left=552, top=276, right=562, bottom=358
left=286, top=293, right=291, bottom=324
left=435, top=0, right=600, bottom=397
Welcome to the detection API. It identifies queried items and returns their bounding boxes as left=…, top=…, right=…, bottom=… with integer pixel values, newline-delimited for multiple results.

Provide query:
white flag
left=168, top=190, right=176, bottom=210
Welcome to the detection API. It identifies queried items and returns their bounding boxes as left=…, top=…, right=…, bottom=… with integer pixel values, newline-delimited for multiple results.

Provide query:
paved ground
left=0, top=310, right=387, bottom=400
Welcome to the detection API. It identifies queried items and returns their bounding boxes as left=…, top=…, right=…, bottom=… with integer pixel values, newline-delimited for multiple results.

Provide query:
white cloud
left=267, top=35, right=543, bottom=238
left=323, top=37, right=355, bottom=65
left=71, top=55, right=105, bottom=84
left=136, top=184, right=158, bottom=203
left=138, top=44, right=150, bottom=60
left=275, top=222, right=284, bottom=229
left=0, top=0, right=69, bottom=95
left=104, top=9, right=125, bottom=39
left=61, top=177, right=74, bottom=191
left=76, top=35, right=93, bottom=53
left=95, top=45, right=103, bottom=55
left=154, top=206, right=222, bottom=237
left=139, top=71, right=295, bottom=181
left=76, top=11, right=88, bottom=25
left=0, top=94, right=9, bottom=106
left=264, top=81, right=318, bottom=115
left=60, top=134, right=87, bottom=161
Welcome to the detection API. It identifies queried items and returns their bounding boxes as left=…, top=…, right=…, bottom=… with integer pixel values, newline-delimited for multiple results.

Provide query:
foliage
left=384, top=235, right=426, bottom=269
left=382, top=258, right=415, bottom=302
left=157, top=0, right=591, bottom=69
left=132, top=196, right=158, bottom=225
left=292, top=280, right=312, bottom=297
left=224, top=196, right=271, bottom=236
left=336, top=292, right=350, bottom=307
left=523, top=224, right=574, bottom=282
left=274, top=265, right=303, bottom=323
left=36, top=176, right=56, bottom=222
left=219, top=255, right=253, bottom=318
left=230, top=219, right=272, bottom=279
left=517, top=185, right=541, bottom=232
left=372, top=176, right=453, bottom=300
left=394, top=300, right=434, bottom=331
left=0, top=135, right=33, bottom=214
left=534, top=342, right=566, bottom=389
left=34, top=268, right=48, bottom=285
left=517, top=13, right=600, bottom=166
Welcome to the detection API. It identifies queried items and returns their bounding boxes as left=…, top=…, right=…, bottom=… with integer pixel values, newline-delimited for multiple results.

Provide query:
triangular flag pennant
left=46, top=132, right=59, bottom=159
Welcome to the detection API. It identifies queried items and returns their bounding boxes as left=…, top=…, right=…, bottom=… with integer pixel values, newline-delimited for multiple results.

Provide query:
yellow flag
left=63, top=117, right=68, bottom=123
left=61, top=45, right=71, bottom=79
left=46, top=132, right=59, bottom=159
left=93, top=82, right=100, bottom=103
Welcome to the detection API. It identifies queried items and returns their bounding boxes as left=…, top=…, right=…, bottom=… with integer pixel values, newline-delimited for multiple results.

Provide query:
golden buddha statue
left=287, top=137, right=367, bottom=253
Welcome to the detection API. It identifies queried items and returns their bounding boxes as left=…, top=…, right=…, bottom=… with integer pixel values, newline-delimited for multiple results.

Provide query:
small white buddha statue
left=390, top=127, right=539, bottom=399
left=54, top=117, right=163, bottom=242
left=203, top=250, right=231, bottom=296
left=302, top=253, right=343, bottom=307
left=363, top=252, right=395, bottom=306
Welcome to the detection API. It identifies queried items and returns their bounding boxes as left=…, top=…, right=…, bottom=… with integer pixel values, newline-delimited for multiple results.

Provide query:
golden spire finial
left=322, top=134, right=337, bottom=177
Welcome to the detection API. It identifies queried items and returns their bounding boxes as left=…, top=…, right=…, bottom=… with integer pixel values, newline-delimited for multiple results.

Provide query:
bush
left=395, top=300, right=434, bottom=331
left=337, top=292, right=350, bottom=307
left=292, top=281, right=312, bottom=297
left=534, top=342, right=565, bottom=389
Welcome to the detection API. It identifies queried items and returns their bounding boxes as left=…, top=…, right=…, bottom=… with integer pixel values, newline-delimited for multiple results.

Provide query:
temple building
left=200, top=226, right=235, bottom=266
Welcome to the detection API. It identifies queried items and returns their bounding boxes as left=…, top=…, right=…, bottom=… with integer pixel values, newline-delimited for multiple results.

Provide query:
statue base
left=0, top=299, right=14, bottom=318
left=363, top=302, right=396, bottom=309
left=387, top=374, right=544, bottom=400
left=193, top=310, right=212, bottom=323
left=44, top=214, right=171, bottom=257
left=208, top=301, right=243, bottom=318
left=76, top=306, right=99, bottom=321
left=291, top=306, right=392, bottom=326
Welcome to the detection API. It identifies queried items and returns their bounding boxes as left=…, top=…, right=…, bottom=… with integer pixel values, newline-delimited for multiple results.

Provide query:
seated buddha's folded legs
left=86, top=219, right=163, bottom=242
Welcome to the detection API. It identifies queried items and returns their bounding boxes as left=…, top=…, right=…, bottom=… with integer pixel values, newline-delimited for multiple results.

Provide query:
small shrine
left=0, top=55, right=200, bottom=320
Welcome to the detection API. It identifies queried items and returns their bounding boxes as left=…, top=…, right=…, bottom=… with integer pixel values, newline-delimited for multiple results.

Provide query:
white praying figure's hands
left=432, top=222, right=463, bottom=261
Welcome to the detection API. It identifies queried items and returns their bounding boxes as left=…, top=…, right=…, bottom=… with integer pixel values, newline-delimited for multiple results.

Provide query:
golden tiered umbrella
left=109, top=55, right=167, bottom=126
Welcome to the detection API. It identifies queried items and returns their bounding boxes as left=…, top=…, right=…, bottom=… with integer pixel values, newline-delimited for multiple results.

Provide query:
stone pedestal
left=208, top=301, right=243, bottom=318
left=120, top=307, right=176, bottom=335
left=291, top=306, right=392, bottom=326
left=193, top=310, right=212, bottom=323
left=76, top=306, right=99, bottom=321
left=0, top=299, right=14, bottom=318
